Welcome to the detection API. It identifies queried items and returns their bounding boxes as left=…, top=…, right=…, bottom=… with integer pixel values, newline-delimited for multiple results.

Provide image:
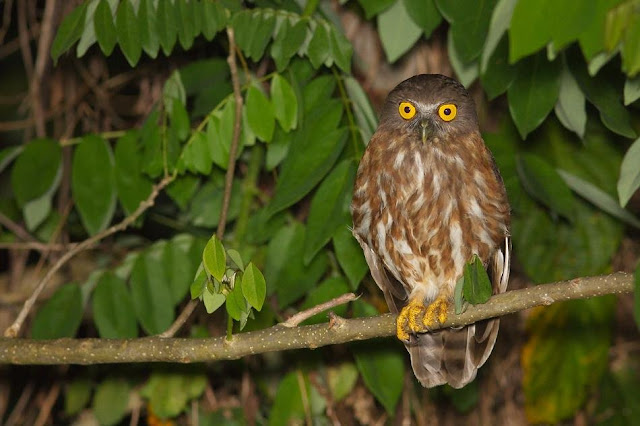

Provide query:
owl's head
left=379, top=74, right=479, bottom=142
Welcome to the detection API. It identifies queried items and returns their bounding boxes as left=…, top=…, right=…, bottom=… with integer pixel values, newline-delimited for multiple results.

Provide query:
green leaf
left=271, top=74, right=298, bottom=132
left=356, top=0, right=394, bottom=18
left=333, top=226, right=368, bottom=290
left=344, top=76, right=378, bottom=144
left=624, top=76, right=640, bottom=105
left=266, top=127, right=346, bottom=219
left=0, top=145, right=22, bottom=174
left=92, top=272, right=138, bottom=338
left=143, top=370, right=207, bottom=419
left=188, top=180, right=242, bottom=227
left=436, top=0, right=498, bottom=63
left=558, top=169, right=640, bottom=229
left=307, top=22, right=330, bottom=68
left=353, top=342, right=404, bottom=414
left=578, top=0, right=623, bottom=60
left=624, top=75, right=640, bottom=105
left=378, top=0, right=423, bottom=63
left=71, top=135, right=117, bottom=235
left=64, top=378, right=91, bottom=416
left=447, top=30, right=478, bottom=88
left=11, top=138, right=61, bottom=207
left=462, top=254, right=492, bottom=304
left=270, top=18, right=307, bottom=72
left=304, top=160, right=356, bottom=263
left=481, top=35, right=516, bottom=99
left=51, top=3, right=88, bottom=62
left=176, top=0, right=196, bottom=50
left=226, top=249, right=244, bottom=271
left=182, top=131, right=212, bottom=175
left=139, top=0, right=159, bottom=58
left=225, top=283, right=246, bottom=321
left=94, top=0, right=117, bottom=55
left=327, top=362, right=359, bottom=402
left=595, top=367, right=640, bottom=424
left=512, top=183, right=623, bottom=284
left=31, top=284, right=83, bottom=339
left=242, top=9, right=276, bottom=61
left=246, top=85, right=276, bottom=142
left=522, top=298, right=614, bottom=423
left=76, top=1, right=99, bottom=57
left=328, top=26, right=353, bottom=73
left=554, top=60, right=587, bottom=138
left=23, top=193, right=53, bottom=232
left=115, top=131, right=152, bottom=215
left=203, top=289, right=225, bottom=314
left=298, top=277, right=350, bottom=325
left=480, top=0, right=517, bottom=72
left=201, top=0, right=227, bottom=41
left=516, top=154, right=575, bottom=221
left=203, top=235, right=226, bottom=282
left=508, top=53, right=561, bottom=139
left=116, top=0, right=141, bottom=66
left=622, top=13, right=640, bottom=77
left=130, top=253, right=175, bottom=335
left=190, top=264, right=206, bottom=299
left=171, top=99, right=191, bottom=141
left=403, top=0, right=442, bottom=38
left=265, top=223, right=329, bottom=308
left=157, top=0, right=178, bottom=56
left=167, top=174, right=199, bottom=210
left=618, top=137, right=640, bottom=207
left=635, top=264, right=640, bottom=331
left=568, top=52, right=636, bottom=138
left=93, top=379, right=130, bottom=426
left=163, top=239, right=194, bottom=304
left=268, top=371, right=311, bottom=426
left=241, top=262, right=266, bottom=311
left=508, top=0, right=552, bottom=62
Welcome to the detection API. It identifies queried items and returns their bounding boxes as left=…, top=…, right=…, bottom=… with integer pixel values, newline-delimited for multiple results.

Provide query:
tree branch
left=0, top=272, right=632, bottom=364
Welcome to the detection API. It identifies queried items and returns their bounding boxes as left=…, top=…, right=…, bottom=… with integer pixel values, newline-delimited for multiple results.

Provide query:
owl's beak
left=420, top=120, right=433, bottom=143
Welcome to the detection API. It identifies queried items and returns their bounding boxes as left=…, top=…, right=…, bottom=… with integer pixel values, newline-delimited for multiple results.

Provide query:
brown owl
left=351, top=74, right=511, bottom=388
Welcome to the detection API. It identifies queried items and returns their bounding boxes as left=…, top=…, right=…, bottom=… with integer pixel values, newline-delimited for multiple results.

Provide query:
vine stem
left=159, top=27, right=245, bottom=339
left=0, top=272, right=632, bottom=363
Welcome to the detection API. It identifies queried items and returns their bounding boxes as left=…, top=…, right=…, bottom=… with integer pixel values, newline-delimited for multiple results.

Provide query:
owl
left=350, top=74, right=511, bottom=388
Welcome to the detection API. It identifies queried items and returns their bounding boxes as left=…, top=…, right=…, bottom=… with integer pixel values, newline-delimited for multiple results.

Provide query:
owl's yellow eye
left=399, top=102, right=416, bottom=120
left=438, top=104, right=457, bottom=122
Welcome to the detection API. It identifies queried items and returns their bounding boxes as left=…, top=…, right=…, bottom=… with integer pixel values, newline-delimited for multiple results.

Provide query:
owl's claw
left=423, top=297, right=449, bottom=329
left=396, top=296, right=450, bottom=342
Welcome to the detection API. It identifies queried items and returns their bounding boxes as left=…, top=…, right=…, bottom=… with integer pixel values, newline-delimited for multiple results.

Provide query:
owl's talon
left=423, top=297, right=449, bottom=329
left=396, top=297, right=428, bottom=341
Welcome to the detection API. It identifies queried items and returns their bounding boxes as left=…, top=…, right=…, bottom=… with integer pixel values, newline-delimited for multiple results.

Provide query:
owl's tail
left=407, top=318, right=500, bottom=388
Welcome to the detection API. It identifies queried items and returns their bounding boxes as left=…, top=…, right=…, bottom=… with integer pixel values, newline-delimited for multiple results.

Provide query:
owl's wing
left=409, top=236, right=511, bottom=389
left=354, top=234, right=407, bottom=313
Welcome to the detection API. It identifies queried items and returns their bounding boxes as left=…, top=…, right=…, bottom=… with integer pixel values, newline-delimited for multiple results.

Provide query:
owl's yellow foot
left=396, top=298, right=428, bottom=341
left=423, top=297, right=449, bottom=329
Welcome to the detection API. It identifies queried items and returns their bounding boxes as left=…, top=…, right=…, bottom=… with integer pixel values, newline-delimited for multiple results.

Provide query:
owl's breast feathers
left=351, top=127, right=510, bottom=300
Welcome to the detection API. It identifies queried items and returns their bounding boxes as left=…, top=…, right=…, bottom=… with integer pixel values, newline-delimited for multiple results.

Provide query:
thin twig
left=218, top=27, right=243, bottom=239
left=3, top=175, right=174, bottom=338
left=158, top=301, right=199, bottom=338
left=0, top=213, right=37, bottom=243
left=159, top=27, right=245, bottom=339
left=0, top=272, right=633, bottom=364
left=281, top=293, right=358, bottom=328
left=30, top=0, right=57, bottom=137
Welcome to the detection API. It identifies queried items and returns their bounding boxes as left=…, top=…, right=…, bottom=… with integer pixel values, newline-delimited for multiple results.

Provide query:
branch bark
left=0, top=272, right=632, bottom=365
